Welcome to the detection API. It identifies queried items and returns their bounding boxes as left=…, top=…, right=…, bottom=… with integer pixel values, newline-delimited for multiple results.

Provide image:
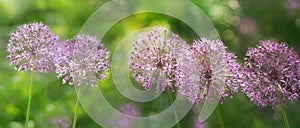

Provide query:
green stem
left=72, top=90, right=80, bottom=128
left=217, top=105, right=224, bottom=128
left=167, top=88, right=181, bottom=128
left=25, top=66, right=34, bottom=128
left=276, top=89, right=290, bottom=128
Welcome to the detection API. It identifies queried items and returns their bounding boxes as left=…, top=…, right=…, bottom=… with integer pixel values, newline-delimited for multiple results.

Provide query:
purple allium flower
left=51, top=35, right=110, bottom=86
left=49, top=40, right=75, bottom=84
left=176, top=38, right=241, bottom=103
left=241, top=40, right=300, bottom=108
left=7, top=22, right=59, bottom=72
left=129, top=27, right=187, bottom=92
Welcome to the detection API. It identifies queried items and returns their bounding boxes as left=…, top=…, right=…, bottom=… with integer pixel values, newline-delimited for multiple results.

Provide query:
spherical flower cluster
left=49, top=40, right=74, bottom=84
left=241, top=40, right=300, bottom=108
left=176, top=38, right=241, bottom=103
left=129, top=27, right=187, bottom=92
left=51, top=35, right=110, bottom=86
left=7, top=22, right=59, bottom=72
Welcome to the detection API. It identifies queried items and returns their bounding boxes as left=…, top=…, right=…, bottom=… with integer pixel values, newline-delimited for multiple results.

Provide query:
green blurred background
left=0, top=0, right=300, bottom=128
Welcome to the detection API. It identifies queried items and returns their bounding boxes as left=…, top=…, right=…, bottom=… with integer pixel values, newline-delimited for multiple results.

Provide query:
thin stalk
left=216, top=105, right=224, bottom=128
left=276, top=89, right=290, bottom=128
left=72, top=90, right=80, bottom=128
left=167, top=88, right=181, bottom=128
left=25, top=66, right=34, bottom=128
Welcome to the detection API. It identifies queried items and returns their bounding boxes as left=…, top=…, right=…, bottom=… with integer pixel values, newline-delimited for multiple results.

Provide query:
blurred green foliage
left=0, top=0, right=300, bottom=128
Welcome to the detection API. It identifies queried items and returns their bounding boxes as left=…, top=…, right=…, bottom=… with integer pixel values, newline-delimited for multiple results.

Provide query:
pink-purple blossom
left=241, top=40, right=300, bottom=108
left=7, top=22, right=59, bottom=72
left=51, top=35, right=110, bottom=86
left=176, top=38, right=241, bottom=103
left=129, top=27, right=187, bottom=92
left=49, top=40, right=74, bottom=84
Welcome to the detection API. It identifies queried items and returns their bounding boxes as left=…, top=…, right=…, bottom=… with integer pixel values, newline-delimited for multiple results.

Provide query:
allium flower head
left=49, top=40, right=74, bottom=84
left=176, top=38, right=241, bottom=103
left=7, top=22, right=59, bottom=72
left=129, top=27, right=187, bottom=92
left=241, top=40, right=300, bottom=108
left=51, top=35, right=110, bottom=86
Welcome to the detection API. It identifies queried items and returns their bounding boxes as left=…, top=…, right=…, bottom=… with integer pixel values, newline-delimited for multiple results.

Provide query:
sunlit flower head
left=129, top=27, right=187, bottom=92
left=51, top=35, right=110, bottom=86
left=241, top=40, right=300, bottom=108
left=176, top=38, right=241, bottom=103
left=49, top=40, right=74, bottom=84
left=7, top=22, right=59, bottom=72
